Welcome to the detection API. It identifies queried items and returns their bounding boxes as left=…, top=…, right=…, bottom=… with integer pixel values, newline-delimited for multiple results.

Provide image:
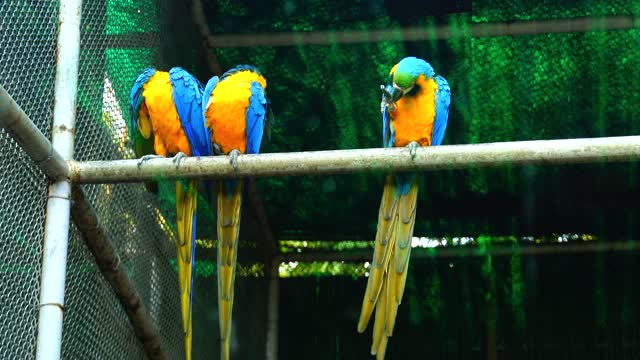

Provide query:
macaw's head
left=382, top=57, right=435, bottom=106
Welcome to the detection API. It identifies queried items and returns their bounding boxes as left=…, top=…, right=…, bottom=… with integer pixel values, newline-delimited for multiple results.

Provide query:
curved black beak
left=380, top=83, right=404, bottom=112
left=390, top=85, right=403, bottom=102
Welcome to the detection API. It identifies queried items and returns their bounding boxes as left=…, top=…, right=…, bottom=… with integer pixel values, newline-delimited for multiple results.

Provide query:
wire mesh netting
left=1, top=0, right=199, bottom=358
left=0, top=1, right=58, bottom=358
left=62, top=0, right=189, bottom=358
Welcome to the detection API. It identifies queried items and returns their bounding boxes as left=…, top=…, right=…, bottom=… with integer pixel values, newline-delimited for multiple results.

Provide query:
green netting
left=106, top=0, right=159, bottom=35
left=200, top=1, right=640, bottom=240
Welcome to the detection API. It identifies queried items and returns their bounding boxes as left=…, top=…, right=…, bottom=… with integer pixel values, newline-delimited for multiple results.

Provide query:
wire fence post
left=35, top=0, right=82, bottom=358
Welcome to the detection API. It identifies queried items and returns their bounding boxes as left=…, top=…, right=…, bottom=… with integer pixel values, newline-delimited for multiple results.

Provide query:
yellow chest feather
left=141, top=71, right=191, bottom=156
left=389, top=75, right=437, bottom=147
left=205, top=71, right=267, bottom=154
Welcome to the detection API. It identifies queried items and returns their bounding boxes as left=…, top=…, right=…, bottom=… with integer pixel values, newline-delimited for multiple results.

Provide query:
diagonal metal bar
left=70, top=186, right=168, bottom=360
left=68, top=135, right=640, bottom=184
left=0, top=85, right=68, bottom=180
left=0, top=83, right=169, bottom=359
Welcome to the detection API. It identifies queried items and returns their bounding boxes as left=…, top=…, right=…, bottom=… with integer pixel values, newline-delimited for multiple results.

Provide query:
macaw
left=202, top=65, right=271, bottom=360
left=357, top=57, right=451, bottom=359
left=130, top=67, right=212, bottom=360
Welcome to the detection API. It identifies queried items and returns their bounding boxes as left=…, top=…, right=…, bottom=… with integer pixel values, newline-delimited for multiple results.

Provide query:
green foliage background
left=191, top=0, right=640, bottom=242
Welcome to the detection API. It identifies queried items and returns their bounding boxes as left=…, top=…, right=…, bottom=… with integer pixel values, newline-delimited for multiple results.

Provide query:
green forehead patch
left=393, top=70, right=415, bottom=88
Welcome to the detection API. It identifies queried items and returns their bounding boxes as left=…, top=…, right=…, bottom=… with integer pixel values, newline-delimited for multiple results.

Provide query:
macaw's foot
left=406, top=141, right=420, bottom=160
left=137, top=154, right=163, bottom=169
left=229, top=149, right=242, bottom=171
left=172, top=152, right=187, bottom=169
left=380, top=84, right=396, bottom=112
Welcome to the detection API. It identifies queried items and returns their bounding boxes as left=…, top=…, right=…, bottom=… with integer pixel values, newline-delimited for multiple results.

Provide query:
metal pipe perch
left=0, top=85, right=68, bottom=180
left=69, top=135, right=640, bottom=183
left=70, top=186, right=168, bottom=360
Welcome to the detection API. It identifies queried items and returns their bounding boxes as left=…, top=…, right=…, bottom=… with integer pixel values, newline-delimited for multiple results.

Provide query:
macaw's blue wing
left=431, top=75, right=451, bottom=147
left=381, top=83, right=395, bottom=148
left=381, top=100, right=390, bottom=148
left=129, top=67, right=157, bottom=165
left=202, top=75, right=219, bottom=122
left=245, top=81, right=268, bottom=155
left=129, top=67, right=156, bottom=140
left=169, top=67, right=212, bottom=156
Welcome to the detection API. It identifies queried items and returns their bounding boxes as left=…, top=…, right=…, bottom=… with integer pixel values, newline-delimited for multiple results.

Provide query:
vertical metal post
left=265, top=261, right=280, bottom=360
left=35, top=0, right=82, bottom=358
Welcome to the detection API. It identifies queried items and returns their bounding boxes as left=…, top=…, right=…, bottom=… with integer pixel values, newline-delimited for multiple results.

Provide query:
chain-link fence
left=1, top=1, right=58, bottom=358
left=1, top=0, right=193, bottom=358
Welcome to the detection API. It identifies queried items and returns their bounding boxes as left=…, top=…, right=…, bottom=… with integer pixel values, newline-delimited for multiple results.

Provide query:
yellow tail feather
left=217, top=180, right=243, bottom=360
left=371, top=278, right=388, bottom=355
left=176, top=181, right=197, bottom=360
left=358, top=176, right=399, bottom=333
left=221, top=337, right=230, bottom=360
left=358, top=175, right=420, bottom=359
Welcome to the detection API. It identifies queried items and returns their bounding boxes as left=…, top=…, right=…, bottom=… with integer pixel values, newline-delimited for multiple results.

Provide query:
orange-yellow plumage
left=359, top=57, right=449, bottom=359
left=139, top=71, right=192, bottom=156
left=203, top=67, right=269, bottom=360
left=133, top=69, right=203, bottom=360
left=206, top=70, right=267, bottom=154
left=388, top=74, right=437, bottom=148
left=389, top=63, right=399, bottom=75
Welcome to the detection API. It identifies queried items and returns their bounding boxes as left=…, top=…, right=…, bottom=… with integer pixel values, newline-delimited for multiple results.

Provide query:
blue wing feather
left=245, top=81, right=268, bottom=155
left=221, top=64, right=262, bottom=80
left=169, top=67, right=212, bottom=156
left=202, top=76, right=219, bottom=122
left=431, top=75, right=451, bottom=147
left=381, top=102, right=389, bottom=147
left=129, top=68, right=156, bottom=139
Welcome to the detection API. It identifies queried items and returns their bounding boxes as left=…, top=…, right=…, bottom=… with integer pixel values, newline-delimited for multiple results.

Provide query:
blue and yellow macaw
left=130, top=67, right=212, bottom=360
left=357, top=57, right=451, bottom=359
left=202, top=65, right=271, bottom=360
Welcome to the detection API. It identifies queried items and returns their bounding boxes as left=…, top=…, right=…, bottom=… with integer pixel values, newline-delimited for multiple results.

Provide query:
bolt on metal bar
left=70, top=186, right=168, bottom=359
left=0, top=85, right=68, bottom=180
left=68, top=135, right=640, bottom=184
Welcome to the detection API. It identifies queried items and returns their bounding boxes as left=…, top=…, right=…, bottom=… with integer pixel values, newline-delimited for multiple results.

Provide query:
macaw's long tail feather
left=358, top=175, right=399, bottom=333
left=176, top=180, right=198, bottom=360
left=217, top=179, right=243, bottom=360
left=221, top=336, right=230, bottom=360
left=358, top=174, right=419, bottom=359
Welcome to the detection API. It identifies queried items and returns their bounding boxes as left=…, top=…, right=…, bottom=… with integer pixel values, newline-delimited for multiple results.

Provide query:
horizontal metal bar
left=208, top=16, right=640, bottom=48
left=278, top=241, right=640, bottom=262
left=70, top=186, right=168, bottom=360
left=68, top=136, right=640, bottom=184
left=0, top=85, right=68, bottom=180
